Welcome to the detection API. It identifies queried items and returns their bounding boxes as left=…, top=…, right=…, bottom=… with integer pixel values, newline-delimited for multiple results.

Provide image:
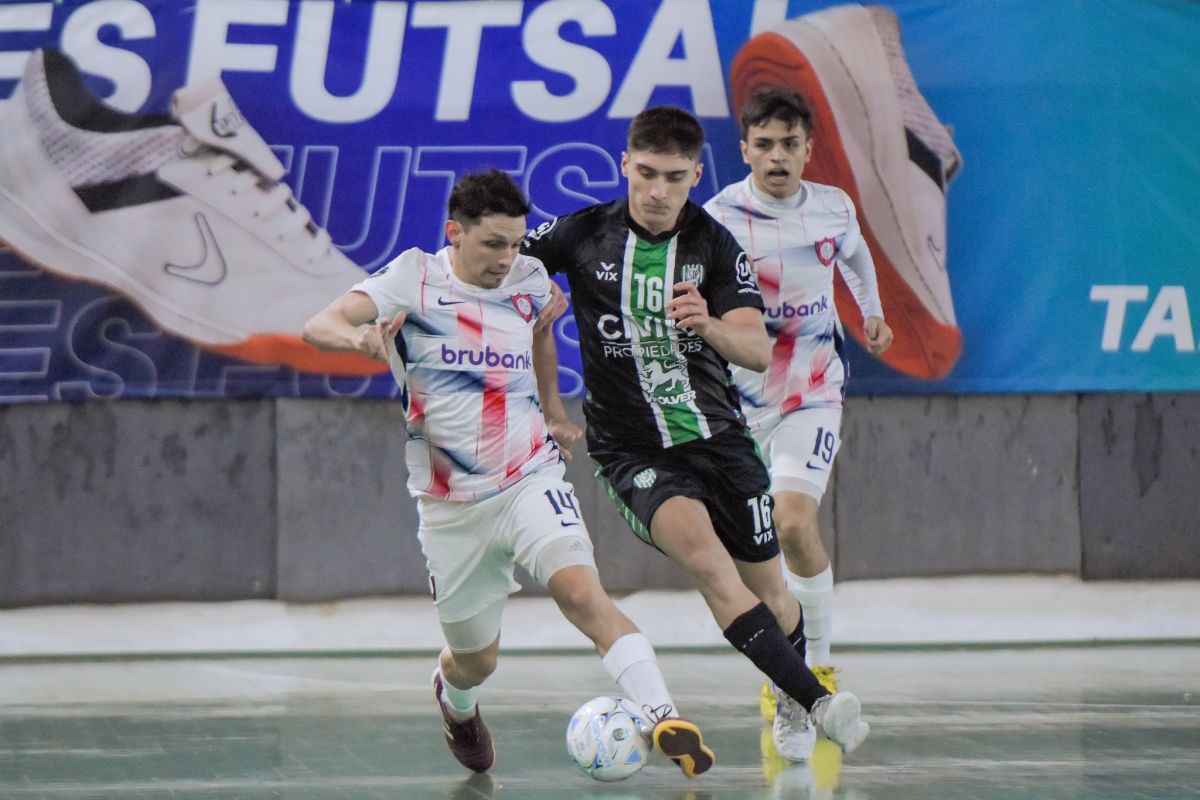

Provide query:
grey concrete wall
left=834, top=395, right=1082, bottom=579
left=0, top=400, right=276, bottom=607
left=1078, top=394, right=1200, bottom=579
left=0, top=393, right=1193, bottom=608
left=274, top=399, right=423, bottom=601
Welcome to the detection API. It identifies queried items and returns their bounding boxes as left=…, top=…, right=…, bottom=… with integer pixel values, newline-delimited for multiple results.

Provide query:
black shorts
left=592, top=427, right=778, bottom=563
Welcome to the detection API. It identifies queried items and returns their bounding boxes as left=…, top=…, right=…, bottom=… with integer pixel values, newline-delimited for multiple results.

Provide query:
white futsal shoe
left=771, top=684, right=817, bottom=762
left=732, top=4, right=963, bottom=379
left=0, top=49, right=383, bottom=376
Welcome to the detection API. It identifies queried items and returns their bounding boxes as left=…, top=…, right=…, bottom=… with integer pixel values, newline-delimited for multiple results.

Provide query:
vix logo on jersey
left=441, top=344, right=531, bottom=370
left=764, top=296, right=830, bottom=320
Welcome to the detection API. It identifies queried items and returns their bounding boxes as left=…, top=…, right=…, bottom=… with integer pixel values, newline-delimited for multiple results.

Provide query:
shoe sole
left=820, top=693, right=869, bottom=754
left=731, top=7, right=962, bottom=380
left=0, top=205, right=385, bottom=377
left=653, top=718, right=715, bottom=778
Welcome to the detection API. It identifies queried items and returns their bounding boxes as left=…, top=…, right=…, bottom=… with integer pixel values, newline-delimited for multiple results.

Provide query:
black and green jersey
left=522, top=198, right=764, bottom=453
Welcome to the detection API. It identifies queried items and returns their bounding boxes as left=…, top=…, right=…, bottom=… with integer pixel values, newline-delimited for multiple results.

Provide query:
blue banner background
left=0, top=0, right=1197, bottom=401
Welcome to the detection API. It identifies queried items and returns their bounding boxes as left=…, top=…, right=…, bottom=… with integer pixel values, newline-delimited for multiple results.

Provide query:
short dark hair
left=448, top=168, right=530, bottom=228
left=738, top=86, right=813, bottom=139
left=627, top=106, right=705, bottom=160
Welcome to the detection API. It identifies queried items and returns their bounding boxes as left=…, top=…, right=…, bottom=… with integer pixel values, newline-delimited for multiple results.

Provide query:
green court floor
left=1, top=646, right=1197, bottom=799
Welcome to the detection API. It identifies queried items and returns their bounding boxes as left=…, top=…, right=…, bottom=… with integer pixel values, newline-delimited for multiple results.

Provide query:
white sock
left=440, top=671, right=479, bottom=721
left=601, top=632, right=676, bottom=719
left=785, top=565, right=834, bottom=666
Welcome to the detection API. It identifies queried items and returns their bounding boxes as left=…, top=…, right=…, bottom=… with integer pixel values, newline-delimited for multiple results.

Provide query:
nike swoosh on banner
left=438, top=297, right=465, bottom=306
left=165, top=213, right=227, bottom=285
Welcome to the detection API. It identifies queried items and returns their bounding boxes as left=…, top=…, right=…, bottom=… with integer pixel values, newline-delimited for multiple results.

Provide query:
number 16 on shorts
left=746, top=494, right=775, bottom=545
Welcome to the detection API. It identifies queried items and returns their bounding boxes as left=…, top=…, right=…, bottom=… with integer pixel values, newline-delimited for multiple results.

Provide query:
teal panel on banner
left=0, top=0, right=1196, bottom=401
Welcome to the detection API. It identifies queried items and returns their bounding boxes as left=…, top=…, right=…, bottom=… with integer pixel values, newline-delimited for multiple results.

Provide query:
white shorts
left=754, top=406, right=843, bottom=501
left=417, top=462, right=596, bottom=641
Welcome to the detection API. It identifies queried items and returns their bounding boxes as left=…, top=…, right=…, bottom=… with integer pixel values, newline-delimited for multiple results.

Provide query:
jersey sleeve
left=508, top=255, right=553, bottom=314
left=521, top=216, right=571, bottom=276
left=704, top=221, right=765, bottom=318
left=832, top=191, right=885, bottom=320
left=350, top=248, right=423, bottom=320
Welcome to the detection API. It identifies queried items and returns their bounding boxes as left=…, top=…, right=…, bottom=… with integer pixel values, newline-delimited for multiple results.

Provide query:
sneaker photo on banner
left=731, top=3, right=964, bottom=380
left=0, top=49, right=385, bottom=376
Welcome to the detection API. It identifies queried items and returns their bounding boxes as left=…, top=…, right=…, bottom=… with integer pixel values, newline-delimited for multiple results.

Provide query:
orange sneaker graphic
left=732, top=5, right=964, bottom=379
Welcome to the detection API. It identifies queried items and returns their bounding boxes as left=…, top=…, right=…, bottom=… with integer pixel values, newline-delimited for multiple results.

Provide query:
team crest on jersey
left=679, top=263, right=704, bottom=285
left=510, top=293, right=535, bottom=322
left=814, top=237, right=837, bottom=266
left=633, top=468, right=657, bottom=489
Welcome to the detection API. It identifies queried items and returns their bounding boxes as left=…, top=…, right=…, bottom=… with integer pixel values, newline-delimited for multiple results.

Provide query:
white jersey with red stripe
left=704, top=176, right=884, bottom=431
left=352, top=246, right=559, bottom=501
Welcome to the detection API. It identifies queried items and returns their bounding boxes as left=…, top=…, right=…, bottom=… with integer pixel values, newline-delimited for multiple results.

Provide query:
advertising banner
left=0, top=0, right=1196, bottom=401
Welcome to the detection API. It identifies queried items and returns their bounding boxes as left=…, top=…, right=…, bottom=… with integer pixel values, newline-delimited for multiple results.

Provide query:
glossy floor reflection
left=1, top=646, right=1197, bottom=799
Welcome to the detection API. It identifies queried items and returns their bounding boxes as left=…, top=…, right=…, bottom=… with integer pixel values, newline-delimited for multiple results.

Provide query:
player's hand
left=864, top=315, right=893, bottom=355
left=666, top=281, right=710, bottom=335
left=534, top=280, right=568, bottom=334
left=355, top=313, right=405, bottom=362
left=547, top=415, right=583, bottom=461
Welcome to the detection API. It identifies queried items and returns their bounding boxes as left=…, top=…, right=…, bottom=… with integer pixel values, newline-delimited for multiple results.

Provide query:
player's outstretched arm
left=303, top=291, right=400, bottom=362
left=532, top=324, right=582, bottom=460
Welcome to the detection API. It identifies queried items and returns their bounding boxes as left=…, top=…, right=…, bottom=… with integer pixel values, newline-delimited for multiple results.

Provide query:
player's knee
left=550, top=571, right=608, bottom=620
left=770, top=580, right=800, bottom=615
left=776, top=506, right=820, bottom=549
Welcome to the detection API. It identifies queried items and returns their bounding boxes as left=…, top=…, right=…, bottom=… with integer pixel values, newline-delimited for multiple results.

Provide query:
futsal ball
left=566, top=695, right=651, bottom=781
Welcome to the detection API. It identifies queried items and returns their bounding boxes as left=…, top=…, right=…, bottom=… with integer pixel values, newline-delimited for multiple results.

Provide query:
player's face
left=621, top=149, right=702, bottom=236
left=447, top=214, right=527, bottom=289
left=741, top=118, right=812, bottom=199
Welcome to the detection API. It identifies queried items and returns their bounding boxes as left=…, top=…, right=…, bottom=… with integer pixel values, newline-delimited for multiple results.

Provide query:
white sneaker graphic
left=0, top=49, right=384, bottom=376
left=732, top=4, right=964, bottom=379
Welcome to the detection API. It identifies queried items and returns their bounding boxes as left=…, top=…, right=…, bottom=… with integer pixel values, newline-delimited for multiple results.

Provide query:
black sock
left=787, top=607, right=807, bottom=662
left=723, top=602, right=828, bottom=711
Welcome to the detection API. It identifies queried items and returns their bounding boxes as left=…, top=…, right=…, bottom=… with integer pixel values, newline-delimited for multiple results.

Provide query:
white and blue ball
left=566, top=696, right=651, bottom=781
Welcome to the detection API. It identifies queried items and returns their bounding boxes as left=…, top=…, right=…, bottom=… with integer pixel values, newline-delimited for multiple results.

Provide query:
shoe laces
left=201, top=149, right=333, bottom=262
left=641, top=703, right=675, bottom=724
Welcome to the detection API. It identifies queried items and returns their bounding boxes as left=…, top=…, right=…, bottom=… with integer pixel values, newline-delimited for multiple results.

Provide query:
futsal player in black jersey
left=522, top=106, right=869, bottom=761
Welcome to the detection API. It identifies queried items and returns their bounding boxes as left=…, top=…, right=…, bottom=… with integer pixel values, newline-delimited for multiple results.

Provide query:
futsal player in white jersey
left=704, top=87, right=894, bottom=720
left=303, top=170, right=713, bottom=778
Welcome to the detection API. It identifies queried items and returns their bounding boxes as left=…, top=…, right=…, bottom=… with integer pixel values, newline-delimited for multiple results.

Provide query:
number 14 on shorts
left=545, top=488, right=582, bottom=527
